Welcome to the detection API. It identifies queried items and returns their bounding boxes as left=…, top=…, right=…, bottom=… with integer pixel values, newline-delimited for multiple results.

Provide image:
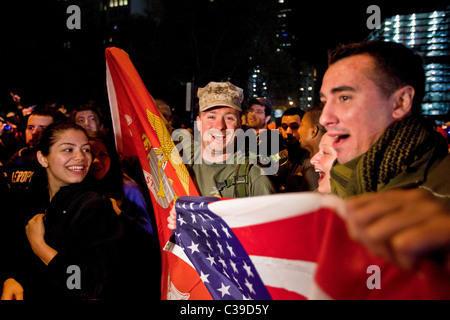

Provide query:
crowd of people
left=1, top=40, right=449, bottom=300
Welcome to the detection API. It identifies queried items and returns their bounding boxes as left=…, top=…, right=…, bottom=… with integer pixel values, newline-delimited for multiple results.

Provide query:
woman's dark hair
left=89, top=133, right=124, bottom=201
left=37, top=121, right=89, bottom=156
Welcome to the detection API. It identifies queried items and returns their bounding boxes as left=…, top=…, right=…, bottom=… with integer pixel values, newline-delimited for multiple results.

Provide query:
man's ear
left=392, top=85, right=414, bottom=119
left=36, top=151, right=48, bottom=168
left=311, top=124, right=319, bottom=138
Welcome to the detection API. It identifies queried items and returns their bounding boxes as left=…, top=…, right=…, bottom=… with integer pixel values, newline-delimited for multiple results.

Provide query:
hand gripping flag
left=105, top=47, right=211, bottom=300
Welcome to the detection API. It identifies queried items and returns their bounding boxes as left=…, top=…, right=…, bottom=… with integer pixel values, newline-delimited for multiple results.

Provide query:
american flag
left=166, top=193, right=450, bottom=300
left=172, top=196, right=272, bottom=300
left=165, top=192, right=346, bottom=300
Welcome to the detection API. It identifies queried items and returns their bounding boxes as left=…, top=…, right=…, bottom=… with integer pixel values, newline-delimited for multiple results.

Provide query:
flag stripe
left=105, top=62, right=124, bottom=155
left=266, top=286, right=307, bottom=300
left=231, top=208, right=334, bottom=262
left=308, top=282, right=333, bottom=300
left=250, top=255, right=316, bottom=298
left=209, top=193, right=346, bottom=227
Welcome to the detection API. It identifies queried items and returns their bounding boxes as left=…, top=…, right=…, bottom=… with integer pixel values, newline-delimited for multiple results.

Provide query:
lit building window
left=109, top=0, right=127, bottom=7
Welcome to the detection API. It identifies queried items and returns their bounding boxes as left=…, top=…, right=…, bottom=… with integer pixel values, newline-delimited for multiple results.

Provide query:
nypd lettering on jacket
left=11, top=170, right=34, bottom=184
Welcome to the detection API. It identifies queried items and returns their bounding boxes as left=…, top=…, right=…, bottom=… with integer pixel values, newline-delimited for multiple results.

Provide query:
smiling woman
left=36, top=123, right=93, bottom=200
left=310, top=133, right=337, bottom=194
left=0, top=122, right=135, bottom=300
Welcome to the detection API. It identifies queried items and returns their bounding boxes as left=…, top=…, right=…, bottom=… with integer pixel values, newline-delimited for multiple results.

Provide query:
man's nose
left=319, top=104, right=337, bottom=128
left=214, top=118, right=226, bottom=131
left=32, top=128, right=42, bottom=136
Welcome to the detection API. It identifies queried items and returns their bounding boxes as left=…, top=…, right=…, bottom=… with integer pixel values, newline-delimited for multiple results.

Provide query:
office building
left=367, top=8, right=450, bottom=116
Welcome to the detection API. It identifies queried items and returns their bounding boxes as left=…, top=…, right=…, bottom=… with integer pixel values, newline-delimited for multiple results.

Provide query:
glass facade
left=367, top=10, right=450, bottom=115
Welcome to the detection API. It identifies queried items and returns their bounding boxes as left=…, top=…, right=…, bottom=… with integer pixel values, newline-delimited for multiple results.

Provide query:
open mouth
left=211, top=133, right=226, bottom=140
left=67, top=165, right=86, bottom=173
left=315, top=169, right=325, bottom=182
left=208, top=129, right=233, bottom=144
left=91, top=166, right=103, bottom=173
left=330, top=134, right=350, bottom=148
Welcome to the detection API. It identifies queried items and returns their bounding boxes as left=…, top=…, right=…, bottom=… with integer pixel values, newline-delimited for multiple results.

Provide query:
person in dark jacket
left=1, top=122, right=156, bottom=300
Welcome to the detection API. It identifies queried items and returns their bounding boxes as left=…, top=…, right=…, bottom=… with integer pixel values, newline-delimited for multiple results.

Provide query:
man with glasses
left=246, top=97, right=272, bottom=132
left=244, top=97, right=282, bottom=174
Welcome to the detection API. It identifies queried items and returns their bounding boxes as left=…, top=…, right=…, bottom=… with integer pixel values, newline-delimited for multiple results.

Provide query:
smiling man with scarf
left=319, top=41, right=450, bottom=272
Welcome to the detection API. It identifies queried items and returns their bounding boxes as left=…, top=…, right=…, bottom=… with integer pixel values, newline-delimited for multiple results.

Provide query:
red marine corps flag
left=105, top=47, right=212, bottom=300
